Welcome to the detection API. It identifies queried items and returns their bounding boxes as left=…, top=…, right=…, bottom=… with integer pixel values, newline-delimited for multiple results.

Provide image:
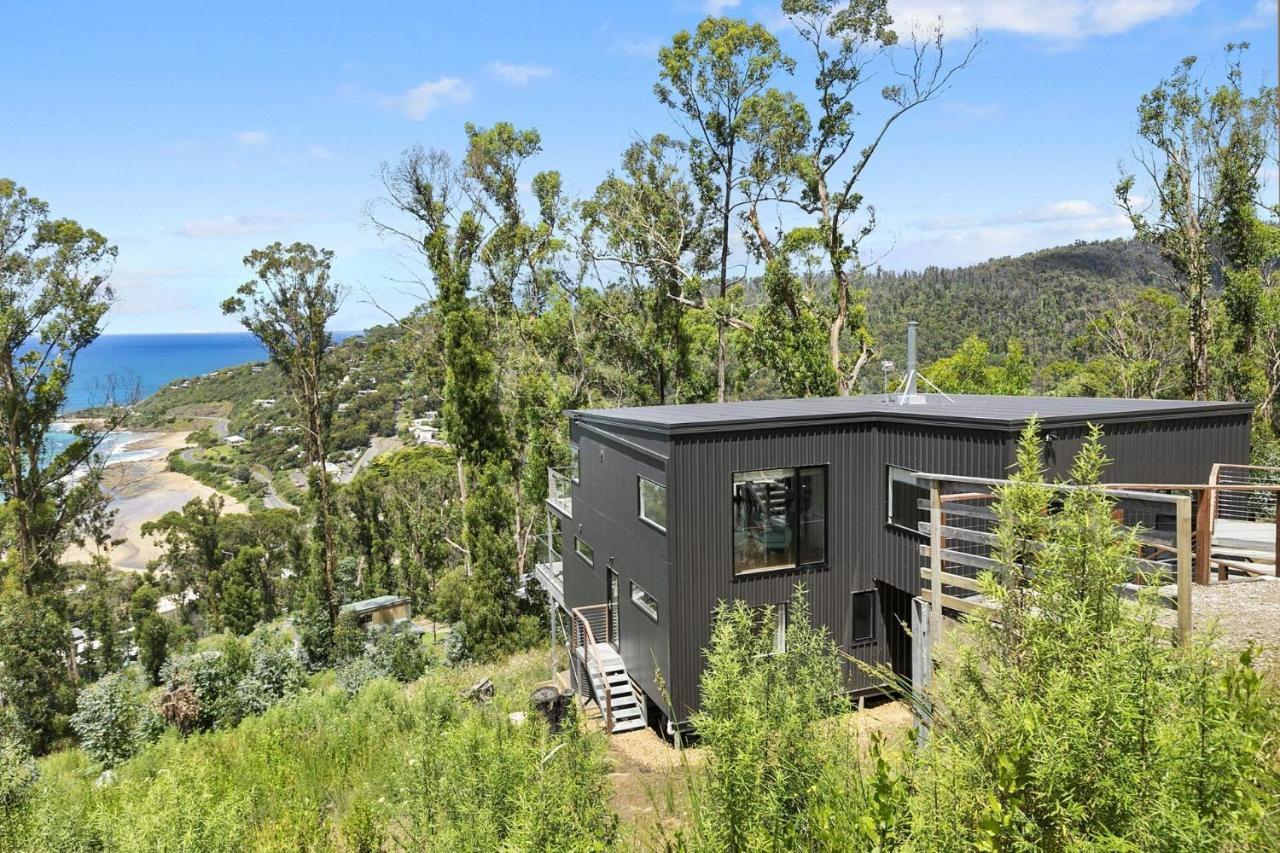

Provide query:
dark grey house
left=533, top=390, right=1251, bottom=735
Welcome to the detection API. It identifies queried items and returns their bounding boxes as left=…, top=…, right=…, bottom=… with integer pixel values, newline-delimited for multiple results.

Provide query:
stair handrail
left=570, top=604, right=614, bottom=733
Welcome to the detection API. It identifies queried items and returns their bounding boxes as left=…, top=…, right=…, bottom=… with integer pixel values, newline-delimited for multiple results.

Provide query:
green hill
left=863, top=238, right=1171, bottom=366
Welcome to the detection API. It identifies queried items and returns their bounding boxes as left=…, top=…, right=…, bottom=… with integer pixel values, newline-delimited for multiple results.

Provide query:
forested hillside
left=864, top=239, right=1172, bottom=366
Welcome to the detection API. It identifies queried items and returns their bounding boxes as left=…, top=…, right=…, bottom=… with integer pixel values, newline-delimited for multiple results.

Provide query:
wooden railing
left=914, top=473, right=1195, bottom=649
left=1108, top=465, right=1280, bottom=583
left=570, top=604, right=615, bottom=732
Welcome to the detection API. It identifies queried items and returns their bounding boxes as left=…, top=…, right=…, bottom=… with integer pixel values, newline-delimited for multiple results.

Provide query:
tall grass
left=2, top=653, right=616, bottom=851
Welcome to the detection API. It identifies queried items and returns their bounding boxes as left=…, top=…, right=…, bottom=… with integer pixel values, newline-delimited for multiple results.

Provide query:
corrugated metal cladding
left=565, top=405, right=1252, bottom=729
left=566, top=418, right=674, bottom=719
left=1039, top=414, right=1251, bottom=485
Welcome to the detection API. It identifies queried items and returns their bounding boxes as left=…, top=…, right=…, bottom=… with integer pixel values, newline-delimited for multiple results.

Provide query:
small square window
left=574, top=537, right=594, bottom=566
left=639, top=476, right=667, bottom=532
left=630, top=581, right=658, bottom=622
left=850, top=589, right=876, bottom=644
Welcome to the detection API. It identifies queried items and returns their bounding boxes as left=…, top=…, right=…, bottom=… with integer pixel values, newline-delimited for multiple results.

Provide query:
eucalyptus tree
left=0, top=179, right=122, bottom=749
left=222, top=242, right=345, bottom=625
left=0, top=179, right=122, bottom=595
left=656, top=17, right=795, bottom=401
left=374, top=142, right=527, bottom=659
left=770, top=0, right=978, bottom=395
left=1117, top=44, right=1276, bottom=400
left=579, top=135, right=716, bottom=405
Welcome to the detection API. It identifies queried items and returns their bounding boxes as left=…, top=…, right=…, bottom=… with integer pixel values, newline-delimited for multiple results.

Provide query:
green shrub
left=680, top=590, right=851, bottom=851
left=332, top=609, right=366, bottom=664
left=12, top=657, right=614, bottom=851
left=336, top=656, right=389, bottom=697
left=899, top=424, right=1280, bottom=849
left=68, top=671, right=162, bottom=768
left=0, top=735, right=37, bottom=818
left=368, top=625, right=430, bottom=681
left=232, top=630, right=306, bottom=717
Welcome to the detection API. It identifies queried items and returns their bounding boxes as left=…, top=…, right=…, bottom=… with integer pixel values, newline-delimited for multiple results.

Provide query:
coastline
left=64, top=430, right=247, bottom=573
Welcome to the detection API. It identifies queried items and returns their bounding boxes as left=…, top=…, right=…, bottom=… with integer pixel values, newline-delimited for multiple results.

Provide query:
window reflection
left=732, top=466, right=826, bottom=573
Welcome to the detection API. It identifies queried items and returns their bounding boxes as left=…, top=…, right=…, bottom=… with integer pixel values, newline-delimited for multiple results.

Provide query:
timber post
left=1176, top=494, right=1193, bottom=646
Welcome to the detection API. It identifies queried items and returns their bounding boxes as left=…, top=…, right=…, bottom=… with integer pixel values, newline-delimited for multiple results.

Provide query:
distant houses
left=223, top=434, right=246, bottom=447
left=410, top=411, right=445, bottom=446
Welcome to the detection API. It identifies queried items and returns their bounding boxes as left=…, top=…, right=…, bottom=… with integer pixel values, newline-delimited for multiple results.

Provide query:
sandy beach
left=64, top=431, right=246, bottom=573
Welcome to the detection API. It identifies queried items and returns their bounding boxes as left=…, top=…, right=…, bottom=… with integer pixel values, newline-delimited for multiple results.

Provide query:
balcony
left=547, top=467, right=573, bottom=517
left=532, top=532, right=564, bottom=602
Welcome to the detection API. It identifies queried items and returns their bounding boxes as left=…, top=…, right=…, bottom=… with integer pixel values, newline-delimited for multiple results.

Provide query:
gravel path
left=1187, top=576, right=1280, bottom=672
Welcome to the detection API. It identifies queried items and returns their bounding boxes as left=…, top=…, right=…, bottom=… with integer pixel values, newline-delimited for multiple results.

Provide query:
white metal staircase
left=578, top=642, right=645, bottom=733
left=569, top=603, right=646, bottom=734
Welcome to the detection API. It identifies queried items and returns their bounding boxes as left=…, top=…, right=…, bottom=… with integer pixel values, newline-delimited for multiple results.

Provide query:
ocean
left=60, top=332, right=271, bottom=413
left=58, top=330, right=358, bottom=413
left=39, top=331, right=354, bottom=469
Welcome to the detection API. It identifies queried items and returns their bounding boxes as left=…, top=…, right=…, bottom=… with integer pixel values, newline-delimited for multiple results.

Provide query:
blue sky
left=1, top=0, right=1275, bottom=334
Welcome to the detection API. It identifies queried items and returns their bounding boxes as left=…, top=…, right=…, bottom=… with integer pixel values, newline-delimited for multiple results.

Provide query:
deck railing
left=913, top=473, right=1195, bottom=650
left=547, top=467, right=573, bottom=516
left=1110, top=466, right=1280, bottom=582
left=532, top=532, right=563, bottom=590
left=569, top=603, right=614, bottom=732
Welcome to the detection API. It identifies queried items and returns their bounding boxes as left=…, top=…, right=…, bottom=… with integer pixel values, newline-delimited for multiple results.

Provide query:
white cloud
left=614, top=36, right=663, bottom=58
left=306, top=144, right=334, bottom=161
left=233, top=130, right=268, bottom=145
left=704, top=0, right=741, bottom=12
left=488, top=62, right=553, bottom=86
left=889, top=196, right=1134, bottom=268
left=918, top=198, right=1122, bottom=231
left=176, top=212, right=317, bottom=239
left=889, top=0, right=1198, bottom=39
left=1221, top=0, right=1276, bottom=32
left=382, top=77, right=472, bottom=121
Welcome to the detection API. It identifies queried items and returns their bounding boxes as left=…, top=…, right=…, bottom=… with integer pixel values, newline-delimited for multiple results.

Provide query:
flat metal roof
left=570, top=394, right=1254, bottom=435
left=340, top=595, right=411, bottom=613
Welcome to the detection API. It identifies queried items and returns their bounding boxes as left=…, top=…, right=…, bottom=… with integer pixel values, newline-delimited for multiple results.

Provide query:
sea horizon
left=58, top=330, right=361, bottom=413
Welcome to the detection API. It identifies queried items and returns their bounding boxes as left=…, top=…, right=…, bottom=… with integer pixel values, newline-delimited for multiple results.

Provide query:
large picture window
left=732, top=466, right=826, bottom=574
left=887, top=465, right=927, bottom=535
left=639, top=476, right=667, bottom=532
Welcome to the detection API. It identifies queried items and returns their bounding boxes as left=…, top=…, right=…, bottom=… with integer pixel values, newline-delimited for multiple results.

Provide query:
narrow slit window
left=850, top=589, right=876, bottom=644
left=630, top=580, right=658, bottom=622
left=570, top=444, right=580, bottom=483
left=887, top=465, right=928, bottom=535
left=574, top=537, right=594, bottom=566
left=639, top=476, right=667, bottom=532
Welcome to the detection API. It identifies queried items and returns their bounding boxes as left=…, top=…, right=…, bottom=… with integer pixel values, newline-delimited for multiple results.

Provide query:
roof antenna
left=892, top=321, right=954, bottom=406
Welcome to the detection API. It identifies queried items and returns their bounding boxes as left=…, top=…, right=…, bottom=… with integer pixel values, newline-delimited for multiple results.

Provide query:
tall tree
left=771, top=0, right=978, bottom=395
left=142, top=494, right=226, bottom=627
left=579, top=135, right=715, bottom=405
left=375, top=146, right=525, bottom=658
left=222, top=242, right=345, bottom=625
left=0, top=179, right=121, bottom=595
left=657, top=17, right=794, bottom=401
left=1117, top=44, right=1276, bottom=400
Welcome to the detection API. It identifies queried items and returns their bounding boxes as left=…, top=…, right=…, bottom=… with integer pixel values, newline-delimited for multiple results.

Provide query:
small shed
left=340, top=595, right=412, bottom=628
